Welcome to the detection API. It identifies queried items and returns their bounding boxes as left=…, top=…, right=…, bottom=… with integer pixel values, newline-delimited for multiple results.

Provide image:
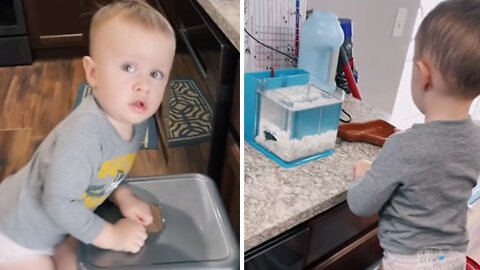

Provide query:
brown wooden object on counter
left=145, top=204, right=165, bottom=234
left=338, top=119, right=397, bottom=147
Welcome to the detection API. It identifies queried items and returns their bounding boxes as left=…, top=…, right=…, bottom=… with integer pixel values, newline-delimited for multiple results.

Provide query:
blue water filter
left=298, top=11, right=344, bottom=93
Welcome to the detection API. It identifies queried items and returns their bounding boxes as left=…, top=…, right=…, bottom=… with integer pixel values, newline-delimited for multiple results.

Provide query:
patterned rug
left=73, top=83, right=158, bottom=149
left=168, top=80, right=212, bottom=147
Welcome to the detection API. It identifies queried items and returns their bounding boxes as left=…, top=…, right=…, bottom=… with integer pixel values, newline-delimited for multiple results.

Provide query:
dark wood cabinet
left=245, top=202, right=383, bottom=270
left=21, top=0, right=90, bottom=51
left=310, top=228, right=381, bottom=270
left=21, top=0, right=160, bottom=57
left=305, top=202, right=379, bottom=267
left=304, top=203, right=382, bottom=269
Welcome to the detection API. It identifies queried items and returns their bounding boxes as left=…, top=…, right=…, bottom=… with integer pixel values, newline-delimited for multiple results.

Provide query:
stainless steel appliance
left=245, top=225, right=309, bottom=270
left=0, top=0, right=32, bottom=66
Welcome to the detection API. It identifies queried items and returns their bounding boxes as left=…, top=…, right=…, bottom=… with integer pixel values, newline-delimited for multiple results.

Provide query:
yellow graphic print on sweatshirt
left=81, top=153, right=136, bottom=209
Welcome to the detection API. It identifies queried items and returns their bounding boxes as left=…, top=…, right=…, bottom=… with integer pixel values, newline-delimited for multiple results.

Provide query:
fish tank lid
left=257, top=81, right=343, bottom=112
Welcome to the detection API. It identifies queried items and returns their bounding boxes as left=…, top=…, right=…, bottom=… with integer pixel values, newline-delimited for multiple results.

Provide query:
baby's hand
left=353, top=160, right=372, bottom=178
left=119, top=195, right=153, bottom=226
left=112, top=218, right=147, bottom=253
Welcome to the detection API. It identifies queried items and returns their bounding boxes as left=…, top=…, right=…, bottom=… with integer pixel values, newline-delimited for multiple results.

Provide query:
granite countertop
left=196, top=0, right=240, bottom=51
left=244, top=96, right=391, bottom=251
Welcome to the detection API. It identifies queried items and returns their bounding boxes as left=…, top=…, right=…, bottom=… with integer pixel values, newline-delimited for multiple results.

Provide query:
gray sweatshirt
left=0, top=95, right=146, bottom=249
left=347, top=119, right=480, bottom=254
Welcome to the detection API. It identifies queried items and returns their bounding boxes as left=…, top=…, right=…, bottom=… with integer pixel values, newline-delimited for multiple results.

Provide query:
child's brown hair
left=415, top=0, right=480, bottom=99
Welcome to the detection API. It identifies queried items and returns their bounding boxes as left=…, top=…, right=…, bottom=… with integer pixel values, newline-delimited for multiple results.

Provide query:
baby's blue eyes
left=150, top=70, right=163, bottom=80
left=121, top=64, right=163, bottom=80
left=122, top=64, right=135, bottom=72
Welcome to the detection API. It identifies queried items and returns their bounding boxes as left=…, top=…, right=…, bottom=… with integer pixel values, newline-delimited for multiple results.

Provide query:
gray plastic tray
left=78, top=174, right=239, bottom=270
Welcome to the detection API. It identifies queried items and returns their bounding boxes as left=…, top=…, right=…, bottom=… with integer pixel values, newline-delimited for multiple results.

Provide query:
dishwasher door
left=156, top=0, right=238, bottom=183
left=176, top=0, right=237, bottom=103
left=245, top=225, right=309, bottom=270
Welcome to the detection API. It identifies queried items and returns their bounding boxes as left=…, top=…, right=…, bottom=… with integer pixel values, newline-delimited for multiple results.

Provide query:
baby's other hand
left=353, top=160, right=372, bottom=178
left=119, top=195, right=153, bottom=226
left=113, top=218, right=147, bottom=253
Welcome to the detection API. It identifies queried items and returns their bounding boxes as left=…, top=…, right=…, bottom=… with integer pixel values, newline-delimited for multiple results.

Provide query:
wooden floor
left=0, top=58, right=168, bottom=181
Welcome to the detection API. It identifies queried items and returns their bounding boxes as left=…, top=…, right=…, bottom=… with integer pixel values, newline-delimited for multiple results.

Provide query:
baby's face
left=87, top=17, right=176, bottom=126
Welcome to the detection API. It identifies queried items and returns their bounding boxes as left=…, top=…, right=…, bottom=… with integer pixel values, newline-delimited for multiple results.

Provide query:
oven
left=156, top=0, right=238, bottom=184
left=0, top=0, right=32, bottom=66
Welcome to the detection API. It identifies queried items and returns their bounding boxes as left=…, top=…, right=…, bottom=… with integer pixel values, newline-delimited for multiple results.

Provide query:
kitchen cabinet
left=309, top=228, right=381, bottom=270
left=21, top=0, right=160, bottom=57
left=245, top=202, right=383, bottom=270
left=304, top=202, right=381, bottom=269
left=305, top=202, right=379, bottom=266
left=21, top=0, right=90, bottom=56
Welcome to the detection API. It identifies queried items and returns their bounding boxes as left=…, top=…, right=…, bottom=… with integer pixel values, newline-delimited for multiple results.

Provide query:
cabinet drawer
left=311, top=228, right=382, bottom=270
left=22, top=0, right=90, bottom=49
left=306, top=202, right=378, bottom=266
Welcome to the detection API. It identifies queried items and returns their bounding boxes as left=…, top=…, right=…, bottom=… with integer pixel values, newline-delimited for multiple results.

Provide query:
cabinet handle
left=39, top=34, right=84, bottom=45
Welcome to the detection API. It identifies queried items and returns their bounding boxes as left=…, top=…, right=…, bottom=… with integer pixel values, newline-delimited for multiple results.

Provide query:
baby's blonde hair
left=89, top=0, right=174, bottom=54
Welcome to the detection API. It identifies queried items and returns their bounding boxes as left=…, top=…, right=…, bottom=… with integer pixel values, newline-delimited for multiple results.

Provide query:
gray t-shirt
left=347, top=118, right=480, bottom=254
left=0, top=95, right=146, bottom=249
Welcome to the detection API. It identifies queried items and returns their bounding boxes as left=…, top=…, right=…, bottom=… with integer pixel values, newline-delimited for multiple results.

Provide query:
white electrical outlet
left=392, top=8, right=408, bottom=37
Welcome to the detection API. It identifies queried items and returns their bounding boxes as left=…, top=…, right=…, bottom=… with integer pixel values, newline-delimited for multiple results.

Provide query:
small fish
left=264, top=131, right=277, bottom=141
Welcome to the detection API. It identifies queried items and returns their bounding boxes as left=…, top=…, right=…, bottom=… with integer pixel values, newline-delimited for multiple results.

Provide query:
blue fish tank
left=245, top=69, right=344, bottom=168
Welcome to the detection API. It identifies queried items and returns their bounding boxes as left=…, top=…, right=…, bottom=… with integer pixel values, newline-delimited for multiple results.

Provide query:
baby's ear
left=83, top=56, right=97, bottom=87
left=415, top=60, right=432, bottom=92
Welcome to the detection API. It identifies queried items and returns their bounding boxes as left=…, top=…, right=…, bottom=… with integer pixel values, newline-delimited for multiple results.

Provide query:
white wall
left=307, top=0, right=420, bottom=114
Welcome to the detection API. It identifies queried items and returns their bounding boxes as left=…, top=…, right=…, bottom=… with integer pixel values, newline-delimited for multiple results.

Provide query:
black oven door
left=245, top=225, right=310, bottom=270
left=0, top=0, right=32, bottom=66
left=0, top=0, right=27, bottom=36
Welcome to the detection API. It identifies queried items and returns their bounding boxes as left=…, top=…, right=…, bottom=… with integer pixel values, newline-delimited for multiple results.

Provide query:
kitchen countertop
left=244, top=96, right=391, bottom=251
left=196, top=0, right=240, bottom=51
